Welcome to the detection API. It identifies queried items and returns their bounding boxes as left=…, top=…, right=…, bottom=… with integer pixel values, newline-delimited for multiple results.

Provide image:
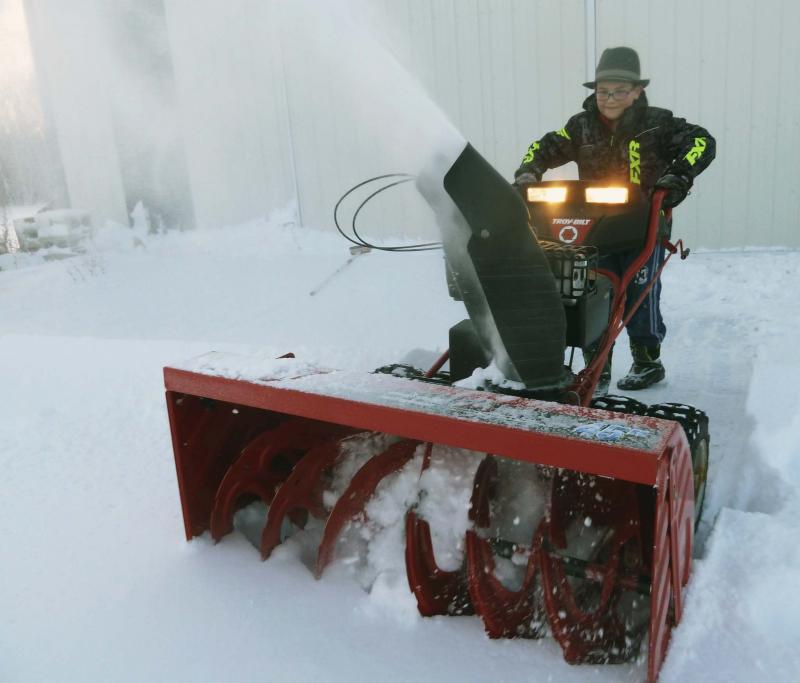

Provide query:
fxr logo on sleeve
left=685, top=137, right=707, bottom=166
left=629, top=140, right=641, bottom=184
left=522, top=140, right=540, bottom=164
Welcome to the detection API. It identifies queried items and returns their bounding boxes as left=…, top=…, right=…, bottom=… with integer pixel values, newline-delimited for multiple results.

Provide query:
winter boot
left=583, top=344, right=613, bottom=396
left=617, top=343, right=665, bottom=390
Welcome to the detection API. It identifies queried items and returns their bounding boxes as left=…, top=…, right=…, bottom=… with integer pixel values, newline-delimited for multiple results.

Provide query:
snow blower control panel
left=523, top=180, right=650, bottom=254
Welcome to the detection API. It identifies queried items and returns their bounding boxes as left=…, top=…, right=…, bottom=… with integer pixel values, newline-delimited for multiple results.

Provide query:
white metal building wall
left=31, top=1, right=800, bottom=248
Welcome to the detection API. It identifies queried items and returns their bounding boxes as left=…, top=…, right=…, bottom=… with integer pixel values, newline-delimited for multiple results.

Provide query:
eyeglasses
left=595, top=87, right=633, bottom=101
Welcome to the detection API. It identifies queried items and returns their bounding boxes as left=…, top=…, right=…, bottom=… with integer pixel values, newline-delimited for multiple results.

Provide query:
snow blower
left=164, top=143, right=708, bottom=683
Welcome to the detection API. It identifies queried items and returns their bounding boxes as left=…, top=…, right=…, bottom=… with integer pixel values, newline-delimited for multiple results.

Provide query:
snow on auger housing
left=164, top=143, right=709, bottom=683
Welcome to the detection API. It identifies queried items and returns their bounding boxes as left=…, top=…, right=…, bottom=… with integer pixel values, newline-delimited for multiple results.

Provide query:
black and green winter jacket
left=515, top=92, right=715, bottom=193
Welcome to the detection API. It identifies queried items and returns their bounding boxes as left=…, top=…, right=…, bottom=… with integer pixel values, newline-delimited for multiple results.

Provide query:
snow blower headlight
left=526, top=186, right=568, bottom=203
left=585, top=187, right=629, bottom=204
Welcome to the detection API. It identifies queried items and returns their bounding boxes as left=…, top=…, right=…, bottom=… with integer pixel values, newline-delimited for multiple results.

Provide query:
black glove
left=513, top=170, right=542, bottom=186
left=655, top=173, right=692, bottom=209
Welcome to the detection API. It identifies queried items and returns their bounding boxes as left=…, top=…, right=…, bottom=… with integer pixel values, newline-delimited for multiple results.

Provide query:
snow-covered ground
left=1, top=217, right=798, bottom=682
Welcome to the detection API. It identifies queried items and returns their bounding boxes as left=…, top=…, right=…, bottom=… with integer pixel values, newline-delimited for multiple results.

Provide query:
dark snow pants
left=600, top=245, right=666, bottom=348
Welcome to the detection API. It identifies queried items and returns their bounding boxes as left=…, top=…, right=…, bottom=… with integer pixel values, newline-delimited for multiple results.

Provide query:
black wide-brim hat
left=583, top=46, right=650, bottom=88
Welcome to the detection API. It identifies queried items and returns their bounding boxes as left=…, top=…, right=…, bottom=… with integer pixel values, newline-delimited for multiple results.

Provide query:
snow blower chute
left=164, top=143, right=709, bottom=683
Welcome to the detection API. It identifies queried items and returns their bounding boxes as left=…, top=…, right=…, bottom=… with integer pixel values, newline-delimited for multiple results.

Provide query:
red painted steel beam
left=164, top=364, right=684, bottom=486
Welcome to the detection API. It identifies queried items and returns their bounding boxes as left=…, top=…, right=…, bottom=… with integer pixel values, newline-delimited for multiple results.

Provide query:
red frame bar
left=165, top=366, right=677, bottom=484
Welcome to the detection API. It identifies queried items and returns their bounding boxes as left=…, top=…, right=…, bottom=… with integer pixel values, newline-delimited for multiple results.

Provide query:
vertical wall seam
left=585, top=0, right=596, bottom=87
left=277, top=31, right=303, bottom=227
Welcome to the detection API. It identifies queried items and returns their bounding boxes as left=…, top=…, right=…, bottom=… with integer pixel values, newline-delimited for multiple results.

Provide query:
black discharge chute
left=418, top=143, right=568, bottom=389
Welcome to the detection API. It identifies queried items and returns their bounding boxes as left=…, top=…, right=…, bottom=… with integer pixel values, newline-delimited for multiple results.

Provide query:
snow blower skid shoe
left=164, top=144, right=706, bottom=683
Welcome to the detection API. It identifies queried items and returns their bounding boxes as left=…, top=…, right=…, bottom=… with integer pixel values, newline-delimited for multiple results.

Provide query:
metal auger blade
left=464, top=456, right=548, bottom=638
left=538, top=471, right=647, bottom=664
left=209, top=420, right=319, bottom=541
left=405, top=510, right=473, bottom=616
left=404, top=442, right=473, bottom=617
left=465, top=531, right=547, bottom=638
left=316, top=439, right=420, bottom=577
left=260, top=431, right=360, bottom=560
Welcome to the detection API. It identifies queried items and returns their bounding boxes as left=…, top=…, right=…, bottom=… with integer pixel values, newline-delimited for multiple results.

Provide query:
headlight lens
left=526, top=186, right=568, bottom=203
left=585, top=187, right=628, bottom=203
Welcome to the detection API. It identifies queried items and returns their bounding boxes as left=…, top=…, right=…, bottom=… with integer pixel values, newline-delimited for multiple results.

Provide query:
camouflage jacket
left=515, top=93, right=715, bottom=193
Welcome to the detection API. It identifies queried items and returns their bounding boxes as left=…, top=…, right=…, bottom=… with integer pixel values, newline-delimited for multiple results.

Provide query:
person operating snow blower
left=515, top=46, right=715, bottom=391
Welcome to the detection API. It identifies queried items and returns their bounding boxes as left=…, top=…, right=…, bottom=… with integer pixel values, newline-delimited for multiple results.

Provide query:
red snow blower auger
left=164, top=143, right=709, bottom=683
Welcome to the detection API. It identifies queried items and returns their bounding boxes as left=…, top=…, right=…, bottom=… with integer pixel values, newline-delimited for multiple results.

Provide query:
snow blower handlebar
left=570, top=188, right=669, bottom=404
